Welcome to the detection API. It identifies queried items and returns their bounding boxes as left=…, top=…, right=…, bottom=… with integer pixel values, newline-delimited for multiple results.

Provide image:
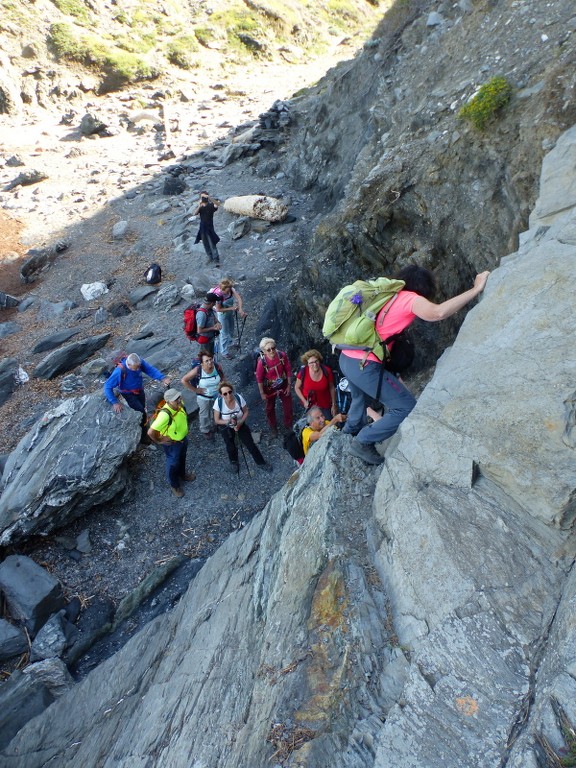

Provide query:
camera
left=229, top=416, right=238, bottom=428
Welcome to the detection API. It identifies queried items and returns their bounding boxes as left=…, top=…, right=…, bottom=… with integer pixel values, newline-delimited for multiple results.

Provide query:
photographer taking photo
left=213, top=381, right=272, bottom=474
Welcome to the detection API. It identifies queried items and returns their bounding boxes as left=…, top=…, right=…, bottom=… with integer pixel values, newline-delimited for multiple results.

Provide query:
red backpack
left=183, top=304, right=207, bottom=341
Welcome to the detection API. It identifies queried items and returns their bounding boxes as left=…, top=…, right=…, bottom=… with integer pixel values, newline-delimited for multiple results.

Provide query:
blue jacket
left=103, top=359, right=164, bottom=405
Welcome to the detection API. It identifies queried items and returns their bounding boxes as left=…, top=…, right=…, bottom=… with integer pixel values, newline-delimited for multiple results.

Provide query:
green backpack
left=322, top=277, right=405, bottom=361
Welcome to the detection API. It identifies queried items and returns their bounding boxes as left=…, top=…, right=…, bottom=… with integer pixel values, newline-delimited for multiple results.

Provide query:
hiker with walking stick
left=213, top=381, right=272, bottom=475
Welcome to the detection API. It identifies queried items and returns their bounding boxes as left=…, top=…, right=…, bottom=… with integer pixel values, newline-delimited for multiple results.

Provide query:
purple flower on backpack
left=350, top=293, right=363, bottom=305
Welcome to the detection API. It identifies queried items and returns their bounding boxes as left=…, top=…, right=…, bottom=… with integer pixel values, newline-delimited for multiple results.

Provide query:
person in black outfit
left=194, top=190, right=221, bottom=266
left=213, top=381, right=272, bottom=474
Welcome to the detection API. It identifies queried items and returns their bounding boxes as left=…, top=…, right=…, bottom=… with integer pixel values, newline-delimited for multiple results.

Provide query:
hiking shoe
left=230, top=460, right=240, bottom=474
left=171, top=486, right=184, bottom=498
left=349, top=439, right=384, bottom=465
left=222, top=353, right=234, bottom=360
left=201, top=431, right=214, bottom=440
left=258, top=462, right=273, bottom=473
left=270, top=427, right=279, bottom=439
left=182, top=472, right=196, bottom=482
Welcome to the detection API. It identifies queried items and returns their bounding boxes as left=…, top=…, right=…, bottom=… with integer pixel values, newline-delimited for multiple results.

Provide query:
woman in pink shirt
left=340, top=265, right=490, bottom=465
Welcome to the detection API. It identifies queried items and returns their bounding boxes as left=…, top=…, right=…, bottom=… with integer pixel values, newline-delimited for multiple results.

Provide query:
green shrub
left=49, top=23, right=159, bottom=87
left=166, top=35, right=199, bottom=69
left=194, top=26, right=218, bottom=47
left=52, top=0, right=92, bottom=25
left=458, top=76, right=513, bottom=131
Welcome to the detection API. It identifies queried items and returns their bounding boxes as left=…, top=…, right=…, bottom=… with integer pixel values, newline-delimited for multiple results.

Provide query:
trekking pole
left=236, top=315, right=247, bottom=355
left=213, top=334, right=220, bottom=365
left=238, top=439, right=251, bottom=477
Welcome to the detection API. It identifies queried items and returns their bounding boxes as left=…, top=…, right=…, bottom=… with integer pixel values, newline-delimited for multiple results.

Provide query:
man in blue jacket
left=103, top=353, right=170, bottom=415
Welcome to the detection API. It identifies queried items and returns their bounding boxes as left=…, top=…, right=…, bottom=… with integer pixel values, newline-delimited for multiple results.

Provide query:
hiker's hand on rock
left=113, top=403, right=123, bottom=413
left=474, top=271, right=490, bottom=293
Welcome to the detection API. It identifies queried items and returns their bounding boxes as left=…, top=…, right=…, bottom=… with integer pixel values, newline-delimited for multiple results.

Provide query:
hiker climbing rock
left=181, top=349, right=225, bottom=440
left=255, top=337, right=293, bottom=438
left=213, top=381, right=272, bottom=474
left=103, top=353, right=170, bottom=415
left=301, top=406, right=347, bottom=456
left=194, top=191, right=221, bottom=267
left=195, top=292, right=222, bottom=356
left=294, top=349, right=337, bottom=419
left=147, top=388, right=195, bottom=498
left=211, top=278, right=247, bottom=360
left=338, top=265, right=490, bottom=465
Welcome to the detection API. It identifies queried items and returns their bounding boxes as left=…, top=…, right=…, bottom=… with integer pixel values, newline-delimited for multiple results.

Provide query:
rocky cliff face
left=275, top=0, right=576, bottom=363
left=2, top=122, right=575, bottom=768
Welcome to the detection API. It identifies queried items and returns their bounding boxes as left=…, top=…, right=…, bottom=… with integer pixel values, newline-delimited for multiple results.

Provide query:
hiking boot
left=349, top=438, right=384, bottom=465
left=171, top=486, right=184, bottom=498
left=182, top=472, right=196, bottom=482
left=270, top=427, right=279, bottom=439
left=230, top=460, right=240, bottom=474
left=257, top=462, right=273, bottom=473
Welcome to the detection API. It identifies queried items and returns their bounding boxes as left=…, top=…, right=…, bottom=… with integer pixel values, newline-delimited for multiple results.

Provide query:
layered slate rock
left=33, top=333, right=111, bottom=379
left=0, top=395, right=141, bottom=544
left=31, top=328, right=80, bottom=354
left=0, top=359, right=18, bottom=406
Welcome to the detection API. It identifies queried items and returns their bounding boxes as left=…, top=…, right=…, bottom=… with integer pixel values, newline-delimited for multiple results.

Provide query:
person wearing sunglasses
left=213, top=381, right=272, bottom=473
left=255, top=337, right=293, bottom=438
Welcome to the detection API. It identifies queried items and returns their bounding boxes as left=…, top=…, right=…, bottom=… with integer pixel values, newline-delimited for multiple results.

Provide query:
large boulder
left=33, top=333, right=111, bottom=379
left=0, top=394, right=141, bottom=544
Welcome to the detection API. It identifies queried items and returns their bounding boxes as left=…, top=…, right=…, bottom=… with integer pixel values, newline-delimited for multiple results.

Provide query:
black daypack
left=145, top=263, right=162, bottom=285
left=383, top=330, right=415, bottom=375
left=282, top=416, right=308, bottom=462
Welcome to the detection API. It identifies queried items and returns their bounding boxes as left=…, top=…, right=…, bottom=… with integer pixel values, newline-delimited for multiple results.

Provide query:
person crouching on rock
left=147, top=388, right=196, bottom=498
left=301, top=406, right=347, bottom=457
left=104, top=353, right=170, bottom=415
left=213, top=381, right=272, bottom=474
left=340, top=265, right=490, bottom=466
left=103, top=352, right=171, bottom=442
left=255, top=337, right=293, bottom=438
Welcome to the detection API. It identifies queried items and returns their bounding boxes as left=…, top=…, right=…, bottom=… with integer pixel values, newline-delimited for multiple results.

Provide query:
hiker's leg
left=352, top=368, right=416, bottom=445
left=264, top=394, right=277, bottom=430
left=122, top=391, right=146, bottom=413
left=217, top=311, right=231, bottom=356
left=198, top=398, right=213, bottom=434
left=163, top=443, right=183, bottom=489
left=339, top=355, right=368, bottom=434
left=221, top=426, right=239, bottom=463
left=238, top=424, right=265, bottom=465
left=201, top=232, right=217, bottom=261
left=279, top=390, right=293, bottom=429
left=177, top=438, right=188, bottom=478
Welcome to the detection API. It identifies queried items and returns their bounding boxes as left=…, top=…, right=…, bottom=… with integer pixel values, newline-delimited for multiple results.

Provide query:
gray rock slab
left=0, top=394, right=141, bottom=544
left=0, top=555, right=65, bottom=635
left=128, top=285, right=157, bottom=305
left=0, top=659, right=73, bottom=751
left=33, top=333, right=111, bottom=379
left=128, top=336, right=182, bottom=370
left=0, top=619, right=28, bottom=661
left=0, top=358, right=18, bottom=406
left=0, top=292, right=20, bottom=309
left=0, top=322, right=21, bottom=338
left=31, top=328, right=81, bottom=354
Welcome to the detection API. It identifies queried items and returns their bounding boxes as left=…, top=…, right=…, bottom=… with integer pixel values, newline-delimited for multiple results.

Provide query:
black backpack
left=282, top=416, right=308, bottom=462
left=145, top=263, right=162, bottom=285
